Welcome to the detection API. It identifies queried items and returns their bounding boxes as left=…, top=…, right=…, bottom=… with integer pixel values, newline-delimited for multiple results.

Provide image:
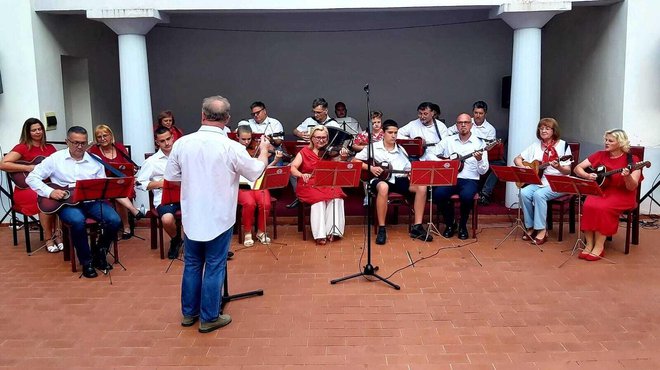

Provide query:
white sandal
left=243, top=233, right=254, bottom=247
left=46, top=240, right=59, bottom=253
left=256, top=232, right=271, bottom=244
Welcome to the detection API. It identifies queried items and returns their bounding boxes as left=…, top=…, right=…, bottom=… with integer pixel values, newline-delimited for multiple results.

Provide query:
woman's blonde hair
left=604, top=128, right=630, bottom=153
left=94, top=124, right=115, bottom=144
left=307, top=125, right=329, bottom=150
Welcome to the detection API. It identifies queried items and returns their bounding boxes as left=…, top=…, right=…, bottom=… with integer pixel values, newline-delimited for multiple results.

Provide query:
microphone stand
left=331, top=84, right=400, bottom=290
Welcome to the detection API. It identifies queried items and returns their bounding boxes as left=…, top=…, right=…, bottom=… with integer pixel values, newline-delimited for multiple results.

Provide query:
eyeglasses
left=251, top=109, right=264, bottom=117
left=312, top=136, right=328, bottom=141
left=67, top=139, right=88, bottom=147
left=456, top=121, right=471, bottom=126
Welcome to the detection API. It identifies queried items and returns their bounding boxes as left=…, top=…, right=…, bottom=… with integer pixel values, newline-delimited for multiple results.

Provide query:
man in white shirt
left=26, top=126, right=121, bottom=279
left=165, top=95, right=270, bottom=334
left=446, top=101, right=496, bottom=141
left=355, top=120, right=431, bottom=244
left=334, top=101, right=361, bottom=136
left=237, top=101, right=285, bottom=145
left=136, top=127, right=183, bottom=259
left=397, top=102, right=449, bottom=154
left=425, top=113, right=489, bottom=240
left=293, top=98, right=339, bottom=141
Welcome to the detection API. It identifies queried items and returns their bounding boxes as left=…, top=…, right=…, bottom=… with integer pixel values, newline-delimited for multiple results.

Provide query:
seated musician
left=293, top=98, right=338, bottom=141
left=135, top=127, right=183, bottom=259
left=574, top=129, right=642, bottom=261
left=26, top=126, right=121, bottom=278
left=351, top=111, right=384, bottom=152
left=513, top=118, right=572, bottom=245
left=237, top=101, right=288, bottom=165
left=290, top=125, right=349, bottom=245
left=154, top=110, right=184, bottom=142
left=397, top=102, right=449, bottom=150
left=235, top=125, right=283, bottom=247
left=355, top=119, right=432, bottom=244
left=0, top=118, right=60, bottom=252
left=88, top=124, right=145, bottom=239
left=424, top=113, right=489, bottom=240
left=333, top=102, right=361, bottom=136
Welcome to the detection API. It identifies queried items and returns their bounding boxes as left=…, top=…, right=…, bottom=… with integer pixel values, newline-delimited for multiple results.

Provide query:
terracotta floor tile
left=1, top=223, right=660, bottom=368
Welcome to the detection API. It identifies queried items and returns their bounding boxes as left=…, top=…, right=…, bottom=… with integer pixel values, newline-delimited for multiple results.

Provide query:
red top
left=295, top=147, right=345, bottom=204
left=353, top=130, right=384, bottom=146
left=88, top=142, right=131, bottom=165
left=11, top=143, right=57, bottom=161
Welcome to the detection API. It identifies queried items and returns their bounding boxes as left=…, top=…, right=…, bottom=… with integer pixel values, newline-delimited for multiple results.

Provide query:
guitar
left=361, top=160, right=410, bottom=181
left=8, top=156, right=46, bottom=189
left=585, top=161, right=651, bottom=187
left=37, top=183, right=79, bottom=214
left=515, top=154, right=573, bottom=188
left=441, top=139, right=503, bottom=172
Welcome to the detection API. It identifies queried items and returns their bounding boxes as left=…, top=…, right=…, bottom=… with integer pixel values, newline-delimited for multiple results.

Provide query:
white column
left=88, top=9, right=168, bottom=209
left=492, top=2, right=571, bottom=207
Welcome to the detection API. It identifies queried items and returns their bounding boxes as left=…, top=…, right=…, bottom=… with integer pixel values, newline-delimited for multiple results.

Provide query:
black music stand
left=545, top=175, right=612, bottom=267
left=161, top=180, right=184, bottom=273
left=236, top=167, right=291, bottom=260
left=396, top=139, right=424, bottom=158
left=312, top=161, right=361, bottom=239
left=410, top=160, right=460, bottom=240
left=490, top=166, right=543, bottom=251
left=73, top=177, right=135, bottom=282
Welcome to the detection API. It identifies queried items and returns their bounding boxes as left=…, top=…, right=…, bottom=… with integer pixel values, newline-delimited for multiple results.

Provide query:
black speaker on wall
left=501, top=75, right=511, bottom=109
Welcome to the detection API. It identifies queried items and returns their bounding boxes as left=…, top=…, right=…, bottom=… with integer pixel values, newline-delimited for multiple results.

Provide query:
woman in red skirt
left=574, top=129, right=643, bottom=261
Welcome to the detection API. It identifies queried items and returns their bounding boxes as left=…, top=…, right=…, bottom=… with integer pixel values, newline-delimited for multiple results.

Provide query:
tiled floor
left=1, top=221, right=659, bottom=369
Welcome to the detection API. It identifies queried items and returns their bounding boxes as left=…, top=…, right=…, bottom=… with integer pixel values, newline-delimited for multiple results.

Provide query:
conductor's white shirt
left=164, top=125, right=266, bottom=241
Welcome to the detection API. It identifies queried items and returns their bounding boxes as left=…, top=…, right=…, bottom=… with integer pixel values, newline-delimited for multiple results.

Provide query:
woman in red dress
left=154, top=110, right=184, bottom=143
left=574, top=129, right=643, bottom=261
left=290, top=125, right=350, bottom=245
left=0, top=118, right=60, bottom=252
left=88, top=124, right=144, bottom=239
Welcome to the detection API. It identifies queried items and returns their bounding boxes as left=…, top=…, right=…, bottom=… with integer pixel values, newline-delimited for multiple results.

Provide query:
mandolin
left=515, top=154, right=573, bottom=188
left=360, top=159, right=410, bottom=182
left=585, top=161, right=651, bottom=187
left=441, top=139, right=502, bottom=172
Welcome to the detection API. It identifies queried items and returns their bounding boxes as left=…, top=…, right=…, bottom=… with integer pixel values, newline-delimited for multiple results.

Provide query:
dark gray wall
left=146, top=10, right=513, bottom=136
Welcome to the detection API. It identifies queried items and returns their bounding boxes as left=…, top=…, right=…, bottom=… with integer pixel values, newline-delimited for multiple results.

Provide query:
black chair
left=547, top=142, right=580, bottom=241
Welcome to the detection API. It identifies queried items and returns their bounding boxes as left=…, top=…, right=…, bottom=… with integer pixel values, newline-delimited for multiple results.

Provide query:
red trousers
left=238, top=190, right=271, bottom=232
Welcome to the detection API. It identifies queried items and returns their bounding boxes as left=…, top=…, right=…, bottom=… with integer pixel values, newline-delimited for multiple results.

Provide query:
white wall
left=146, top=10, right=514, bottom=135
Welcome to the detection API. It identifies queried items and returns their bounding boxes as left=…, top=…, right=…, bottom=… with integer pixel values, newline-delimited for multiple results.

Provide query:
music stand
left=490, top=166, right=543, bottom=251
left=410, top=160, right=460, bottom=240
left=545, top=175, right=612, bottom=267
left=236, top=167, right=291, bottom=259
left=396, top=139, right=424, bottom=157
left=73, top=177, right=135, bottom=282
left=312, top=161, right=361, bottom=239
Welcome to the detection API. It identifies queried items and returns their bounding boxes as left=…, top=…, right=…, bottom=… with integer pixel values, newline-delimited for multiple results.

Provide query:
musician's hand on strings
left=301, top=173, right=312, bottom=183
left=586, top=172, right=598, bottom=181
left=50, top=189, right=68, bottom=200
left=258, top=136, right=270, bottom=152
left=339, top=148, right=350, bottom=159
left=274, top=150, right=283, bottom=159
left=621, top=167, right=631, bottom=177
left=473, top=151, right=483, bottom=161
left=370, top=166, right=383, bottom=177
left=550, top=159, right=560, bottom=168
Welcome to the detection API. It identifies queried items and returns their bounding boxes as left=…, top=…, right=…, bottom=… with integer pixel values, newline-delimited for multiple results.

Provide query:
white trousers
left=310, top=199, right=345, bottom=240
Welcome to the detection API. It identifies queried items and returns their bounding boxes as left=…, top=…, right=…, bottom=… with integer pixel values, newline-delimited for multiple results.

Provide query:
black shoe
left=458, top=226, right=469, bottom=240
left=134, top=209, right=145, bottom=221
left=121, top=231, right=133, bottom=240
left=93, top=256, right=113, bottom=271
left=82, top=263, right=98, bottom=278
left=442, top=223, right=457, bottom=238
left=478, top=193, right=490, bottom=206
left=375, top=226, right=387, bottom=245
left=227, top=251, right=234, bottom=260
left=409, top=224, right=433, bottom=242
left=286, top=198, right=300, bottom=208
left=168, top=236, right=182, bottom=259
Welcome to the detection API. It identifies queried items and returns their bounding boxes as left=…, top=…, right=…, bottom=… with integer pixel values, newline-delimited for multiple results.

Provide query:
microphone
left=363, top=84, right=369, bottom=92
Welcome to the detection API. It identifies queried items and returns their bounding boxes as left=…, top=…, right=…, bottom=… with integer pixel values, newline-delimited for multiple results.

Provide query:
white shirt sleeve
left=355, top=147, right=368, bottom=161
left=397, top=122, right=412, bottom=139
left=135, top=158, right=154, bottom=192
left=447, top=124, right=459, bottom=136
left=164, top=143, right=182, bottom=182
left=234, top=143, right=266, bottom=181
left=26, top=156, right=56, bottom=198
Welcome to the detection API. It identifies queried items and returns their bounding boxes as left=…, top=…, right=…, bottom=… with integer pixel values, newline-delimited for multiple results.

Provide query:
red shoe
left=531, top=235, right=548, bottom=245
left=585, top=249, right=605, bottom=261
left=578, top=251, right=590, bottom=259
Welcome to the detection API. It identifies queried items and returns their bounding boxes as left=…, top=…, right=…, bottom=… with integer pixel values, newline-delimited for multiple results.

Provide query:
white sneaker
left=243, top=233, right=254, bottom=247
